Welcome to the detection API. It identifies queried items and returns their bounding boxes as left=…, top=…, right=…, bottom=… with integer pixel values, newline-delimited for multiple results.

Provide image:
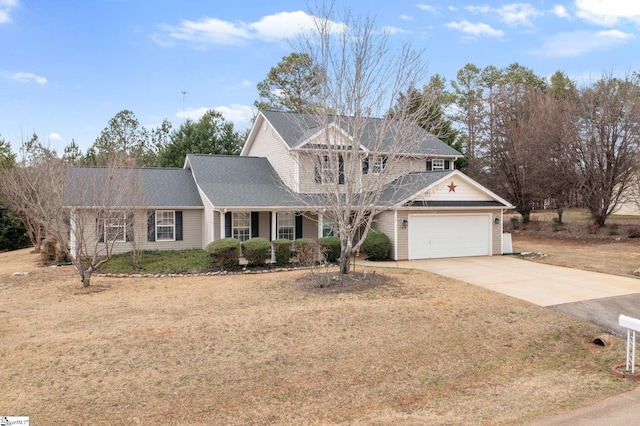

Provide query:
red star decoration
left=448, top=181, right=457, bottom=193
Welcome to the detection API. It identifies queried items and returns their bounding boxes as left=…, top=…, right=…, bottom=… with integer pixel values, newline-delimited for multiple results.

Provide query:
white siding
left=244, top=119, right=298, bottom=191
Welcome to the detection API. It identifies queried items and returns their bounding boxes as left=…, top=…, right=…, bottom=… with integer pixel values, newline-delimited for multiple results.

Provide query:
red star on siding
left=448, top=182, right=457, bottom=193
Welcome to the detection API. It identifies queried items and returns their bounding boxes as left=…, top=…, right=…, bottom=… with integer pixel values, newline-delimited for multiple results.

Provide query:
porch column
left=318, top=214, right=324, bottom=238
left=271, top=211, right=277, bottom=261
left=221, top=211, right=226, bottom=239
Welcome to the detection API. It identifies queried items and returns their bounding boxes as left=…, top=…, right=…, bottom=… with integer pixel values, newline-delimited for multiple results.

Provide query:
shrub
left=510, top=217, right=519, bottom=230
left=206, top=238, right=240, bottom=271
left=272, top=239, right=292, bottom=266
left=242, top=237, right=271, bottom=266
left=40, top=238, right=58, bottom=264
left=294, top=238, right=317, bottom=266
left=319, top=236, right=341, bottom=262
left=362, top=230, right=390, bottom=260
left=628, top=227, right=640, bottom=238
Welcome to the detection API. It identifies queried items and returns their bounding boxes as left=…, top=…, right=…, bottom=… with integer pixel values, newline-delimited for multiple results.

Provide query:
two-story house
left=66, top=109, right=513, bottom=261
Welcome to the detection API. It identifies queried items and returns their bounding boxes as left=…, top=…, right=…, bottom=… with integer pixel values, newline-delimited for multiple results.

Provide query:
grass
left=510, top=208, right=640, bottom=278
left=101, top=249, right=212, bottom=274
left=0, top=249, right=635, bottom=425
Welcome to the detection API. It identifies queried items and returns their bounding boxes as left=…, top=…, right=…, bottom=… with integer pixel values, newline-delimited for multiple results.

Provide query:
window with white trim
left=431, top=159, right=445, bottom=171
left=371, top=156, right=386, bottom=174
left=277, top=212, right=294, bottom=240
left=105, top=211, right=126, bottom=242
left=156, top=210, right=175, bottom=241
left=321, top=155, right=334, bottom=184
left=322, top=215, right=335, bottom=237
left=233, top=212, right=251, bottom=242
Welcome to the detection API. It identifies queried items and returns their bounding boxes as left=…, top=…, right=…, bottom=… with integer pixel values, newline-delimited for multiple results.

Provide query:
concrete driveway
left=358, top=255, right=640, bottom=336
left=381, top=256, right=640, bottom=307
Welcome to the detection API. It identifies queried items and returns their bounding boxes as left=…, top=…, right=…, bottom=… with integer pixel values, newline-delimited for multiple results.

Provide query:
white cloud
left=416, top=4, right=437, bottom=13
left=497, top=3, right=540, bottom=27
left=213, top=104, right=254, bottom=127
left=0, top=0, right=17, bottom=24
left=552, top=4, right=570, bottom=19
left=175, top=104, right=254, bottom=128
left=383, top=25, right=411, bottom=35
left=175, top=107, right=210, bottom=121
left=399, top=14, right=414, bottom=21
left=532, top=29, right=634, bottom=57
left=466, top=5, right=491, bottom=14
left=154, top=11, right=346, bottom=47
left=47, top=132, right=62, bottom=141
left=242, top=80, right=251, bottom=88
left=11, top=72, right=47, bottom=85
left=445, top=20, right=504, bottom=38
left=576, top=0, right=640, bottom=26
left=467, top=3, right=541, bottom=27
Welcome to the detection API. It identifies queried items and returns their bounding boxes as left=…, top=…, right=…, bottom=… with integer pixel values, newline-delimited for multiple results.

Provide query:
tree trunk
left=556, top=208, right=563, bottom=225
left=339, top=238, right=352, bottom=275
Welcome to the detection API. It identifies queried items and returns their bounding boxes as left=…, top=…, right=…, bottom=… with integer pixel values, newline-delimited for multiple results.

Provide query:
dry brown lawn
left=509, top=209, right=640, bottom=278
left=0, top=248, right=635, bottom=425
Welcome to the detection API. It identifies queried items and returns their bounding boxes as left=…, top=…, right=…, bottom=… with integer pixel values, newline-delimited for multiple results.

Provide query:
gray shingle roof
left=378, top=171, right=452, bottom=206
left=261, top=109, right=462, bottom=157
left=186, top=154, right=303, bottom=207
left=65, top=166, right=203, bottom=208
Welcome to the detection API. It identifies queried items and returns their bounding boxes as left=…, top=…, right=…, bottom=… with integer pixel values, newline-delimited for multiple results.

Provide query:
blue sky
left=2, top=0, right=640, bottom=154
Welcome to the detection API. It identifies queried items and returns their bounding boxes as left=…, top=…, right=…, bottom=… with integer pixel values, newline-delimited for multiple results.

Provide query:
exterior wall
left=258, top=211, right=271, bottom=240
left=198, top=186, right=215, bottom=249
left=302, top=213, right=318, bottom=239
left=213, top=210, right=221, bottom=241
left=388, top=208, right=503, bottom=260
left=371, top=210, right=397, bottom=259
left=244, top=118, right=298, bottom=191
left=74, top=208, right=203, bottom=257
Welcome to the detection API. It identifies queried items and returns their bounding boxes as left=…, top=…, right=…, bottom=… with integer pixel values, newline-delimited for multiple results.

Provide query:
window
left=105, top=211, right=126, bottom=242
left=233, top=212, right=251, bottom=242
left=321, top=155, right=334, bottom=183
left=371, top=156, right=387, bottom=174
left=156, top=210, right=175, bottom=241
left=322, top=215, right=335, bottom=237
left=277, top=212, right=295, bottom=240
left=315, top=155, right=344, bottom=184
left=431, top=159, right=445, bottom=171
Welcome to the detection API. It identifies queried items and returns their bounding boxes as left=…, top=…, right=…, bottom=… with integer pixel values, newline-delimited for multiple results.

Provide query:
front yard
left=0, top=248, right=634, bottom=424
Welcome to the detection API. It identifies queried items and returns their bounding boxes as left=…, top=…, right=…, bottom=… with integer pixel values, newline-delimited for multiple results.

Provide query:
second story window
left=426, top=159, right=451, bottom=171
left=363, top=155, right=388, bottom=175
left=315, top=154, right=344, bottom=185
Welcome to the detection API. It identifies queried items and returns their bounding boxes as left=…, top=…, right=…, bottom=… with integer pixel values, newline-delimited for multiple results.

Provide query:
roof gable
left=379, top=170, right=513, bottom=208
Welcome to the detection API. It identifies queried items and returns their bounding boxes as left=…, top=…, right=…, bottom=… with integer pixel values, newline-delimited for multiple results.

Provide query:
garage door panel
left=409, top=214, right=491, bottom=259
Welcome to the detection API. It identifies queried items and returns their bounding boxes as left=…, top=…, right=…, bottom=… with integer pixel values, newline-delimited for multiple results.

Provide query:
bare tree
left=0, top=135, right=66, bottom=252
left=571, top=74, right=640, bottom=227
left=285, top=5, right=438, bottom=275
left=65, top=156, right=146, bottom=286
left=484, top=86, right=549, bottom=223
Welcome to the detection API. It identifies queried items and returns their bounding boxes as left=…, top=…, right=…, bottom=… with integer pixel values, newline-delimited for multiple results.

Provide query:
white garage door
left=408, top=214, right=492, bottom=260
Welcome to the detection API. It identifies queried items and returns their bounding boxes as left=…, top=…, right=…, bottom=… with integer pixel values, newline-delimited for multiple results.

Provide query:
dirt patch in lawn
left=0, top=249, right=635, bottom=425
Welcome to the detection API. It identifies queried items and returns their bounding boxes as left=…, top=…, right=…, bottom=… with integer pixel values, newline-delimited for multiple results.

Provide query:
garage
left=408, top=213, right=492, bottom=260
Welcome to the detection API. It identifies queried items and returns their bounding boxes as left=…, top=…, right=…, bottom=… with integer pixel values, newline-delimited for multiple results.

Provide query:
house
left=66, top=110, right=513, bottom=261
